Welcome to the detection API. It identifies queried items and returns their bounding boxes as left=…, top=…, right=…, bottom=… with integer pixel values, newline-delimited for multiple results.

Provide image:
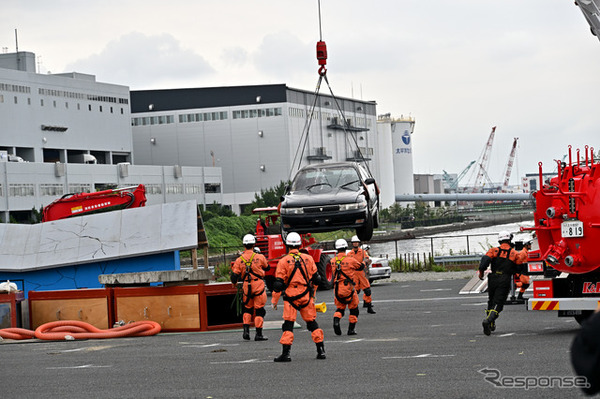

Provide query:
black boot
left=254, top=327, right=268, bottom=341
left=333, top=317, right=341, bottom=336
left=348, top=322, right=357, bottom=336
left=242, top=325, right=250, bottom=341
left=482, top=310, right=498, bottom=336
left=517, top=291, right=525, bottom=301
left=274, top=344, right=291, bottom=362
left=367, top=303, right=376, bottom=314
left=363, top=302, right=368, bottom=308
left=316, top=342, right=326, bottom=359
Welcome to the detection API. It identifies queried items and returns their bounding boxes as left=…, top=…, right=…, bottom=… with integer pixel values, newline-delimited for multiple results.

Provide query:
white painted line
left=46, top=364, right=112, bottom=369
left=420, top=288, right=452, bottom=292
left=372, top=295, right=488, bottom=304
left=461, top=302, right=488, bottom=306
left=383, top=354, right=455, bottom=359
left=498, top=333, right=515, bottom=337
left=210, top=359, right=272, bottom=364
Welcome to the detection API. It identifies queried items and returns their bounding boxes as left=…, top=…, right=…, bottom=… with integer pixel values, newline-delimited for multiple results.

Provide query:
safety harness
left=333, top=255, right=355, bottom=304
left=240, top=253, right=265, bottom=305
left=282, top=252, right=314, bottom=310
left=490, top=247, right=517, bottom=276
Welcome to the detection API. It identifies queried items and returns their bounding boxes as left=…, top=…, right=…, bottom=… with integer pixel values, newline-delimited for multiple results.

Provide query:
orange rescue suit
left=272, top=249, right=324, bottom=346
left=346, top=246, right=372, bottom=304
left=231, top=249, right=269, bottom=328
left=331, top=253, right=362, bottom=323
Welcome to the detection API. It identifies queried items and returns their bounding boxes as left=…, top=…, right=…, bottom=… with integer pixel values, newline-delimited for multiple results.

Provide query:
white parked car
left=367, top=256, right=391, bottom=283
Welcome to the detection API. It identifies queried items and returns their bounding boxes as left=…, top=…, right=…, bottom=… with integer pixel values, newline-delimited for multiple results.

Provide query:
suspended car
left=280, top=162, right=380, bottom=241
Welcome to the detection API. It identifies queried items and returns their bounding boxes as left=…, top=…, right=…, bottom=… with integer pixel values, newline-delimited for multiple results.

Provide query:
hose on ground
left=0, top=320, right=161, bottom=341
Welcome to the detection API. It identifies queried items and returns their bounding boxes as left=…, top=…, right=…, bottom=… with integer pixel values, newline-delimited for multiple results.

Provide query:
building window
left=0, top=94, right=3, bottom=103
left=121, top=108, right=124, bottom=114
left=165, top=184, right=183, bottom=194
left=88, top=104, right=92, bottom=111
left=77, top=103, right=80, bottom=110
left=14, top=96, right=17, bottom=104
left=144, top=184, right=162, bottom=195
left=40, top=184, right=64, bottom=196
left=9, top=184, right=35, bottom=197
left=68, top=184, right=91, bottom=193
left=27, top=98, right=31, bottom=105
left=185, top=184, right=202, bottom=194
left=65, top=102, right=68, bottom=109
left=204, top=183, right=221, bottom=193
left=99, top=105, right=103, bottom=112
left=40, top=99, right=44, bottom=106
left=110, top=107, right=113, bottom=113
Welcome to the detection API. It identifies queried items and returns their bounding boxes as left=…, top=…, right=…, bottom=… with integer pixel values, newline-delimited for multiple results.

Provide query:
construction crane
left=471, top=126, right=496, bottom=193
left=501, top=138, right=518, bottom=192
left=443, top=160, right=476, bottom=191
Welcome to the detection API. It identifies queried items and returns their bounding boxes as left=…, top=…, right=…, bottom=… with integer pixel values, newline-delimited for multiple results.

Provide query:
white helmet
left=351, top=235, right=360, bottom=243
left=253, top=247, right=261, bottom=253
left=335, top=239, right=348, bottom=250
left=286, top=232, right=302, bottom=247
left=498, top=231, right=512, bottom=242
left=243, top=234, right=256, bottom=245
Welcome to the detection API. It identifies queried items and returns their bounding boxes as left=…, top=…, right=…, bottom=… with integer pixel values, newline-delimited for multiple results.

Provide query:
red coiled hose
left=1, top=320, right=161, bottom=341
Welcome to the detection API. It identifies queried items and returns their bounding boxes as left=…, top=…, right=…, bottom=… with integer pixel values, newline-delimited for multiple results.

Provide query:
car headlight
left=280, top=207, right=304, bottom=215
left=339, top=198, right=367, bottom=211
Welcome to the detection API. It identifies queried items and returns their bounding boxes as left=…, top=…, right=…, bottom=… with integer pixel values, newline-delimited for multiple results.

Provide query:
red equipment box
left=0, top=291, right=25, bottom=329
left=113, top=283, right=242, bottom=333
left=533, top=280, right=554, bottom=298
left=28, top=288, right=114, bottom=329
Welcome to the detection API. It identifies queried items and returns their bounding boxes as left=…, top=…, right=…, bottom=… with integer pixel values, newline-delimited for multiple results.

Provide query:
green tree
left=201, top=202, right=235, bottom=222
left=242, top=181, right=289, bottom=215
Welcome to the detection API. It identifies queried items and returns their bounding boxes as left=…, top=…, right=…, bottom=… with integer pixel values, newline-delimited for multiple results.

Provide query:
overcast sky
left=3, top=0, right=600, bottom=187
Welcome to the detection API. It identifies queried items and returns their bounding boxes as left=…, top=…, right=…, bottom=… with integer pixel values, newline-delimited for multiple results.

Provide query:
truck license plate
left=561, top=220, right=583, bottom=238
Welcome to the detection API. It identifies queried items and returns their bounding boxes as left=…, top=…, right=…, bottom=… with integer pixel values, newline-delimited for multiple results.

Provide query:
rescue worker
left=230, top=234, right=270, bottom=341
left=271, top=232, right=326, bottom=362
left=330, top=239, right=363, bottom=336
left=346, top=235, right=376, bottom=314
left=515, top=240, right=531, bottom=300
left=478, top=231, right=526, bottom=336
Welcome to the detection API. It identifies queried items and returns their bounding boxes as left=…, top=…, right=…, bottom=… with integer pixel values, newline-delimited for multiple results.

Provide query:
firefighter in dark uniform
left=478, top=231, right=526, bottom=336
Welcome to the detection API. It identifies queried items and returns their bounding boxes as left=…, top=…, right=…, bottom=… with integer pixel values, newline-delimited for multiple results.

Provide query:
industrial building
left=0, top=50, right=223, bottom=221
left=130, top=86, right=416, bottom=212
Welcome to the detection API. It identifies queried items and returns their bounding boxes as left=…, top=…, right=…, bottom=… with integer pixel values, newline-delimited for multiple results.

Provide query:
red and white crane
left=471, top=126, right=496, bottom=193
left=501, top=137, right=519, bottom=192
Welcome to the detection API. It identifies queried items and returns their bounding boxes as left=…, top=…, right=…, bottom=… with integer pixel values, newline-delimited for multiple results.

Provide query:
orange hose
left=1, top=320, right=161, bottom=341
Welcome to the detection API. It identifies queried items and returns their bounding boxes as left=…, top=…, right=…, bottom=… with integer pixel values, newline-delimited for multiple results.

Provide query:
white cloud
left=65, top=32, right=215, bottom=89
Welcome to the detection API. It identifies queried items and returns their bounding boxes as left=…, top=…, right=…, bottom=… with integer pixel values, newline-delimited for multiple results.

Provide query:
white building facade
left=0, top=51, right=223, bottom=222
left=130, top=85, right=416, bottom=213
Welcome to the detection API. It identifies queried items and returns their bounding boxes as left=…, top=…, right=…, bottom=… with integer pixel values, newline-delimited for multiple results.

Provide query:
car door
left=357, top=164, right=378, bottom=212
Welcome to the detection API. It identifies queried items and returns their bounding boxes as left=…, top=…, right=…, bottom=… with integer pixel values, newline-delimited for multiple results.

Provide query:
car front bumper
left=280, top=209, right=368, bottom=233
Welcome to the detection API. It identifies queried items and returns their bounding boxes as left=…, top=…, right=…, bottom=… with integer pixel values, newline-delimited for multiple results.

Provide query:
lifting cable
left=288, top=0, right=374, bottom=181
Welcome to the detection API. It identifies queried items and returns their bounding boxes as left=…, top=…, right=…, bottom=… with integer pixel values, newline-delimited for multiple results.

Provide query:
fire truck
left=524, top=146, right=600, bottom=323
left=41, top=185, right=147, bottom=222
left=251, top=207, right=333, bottom=291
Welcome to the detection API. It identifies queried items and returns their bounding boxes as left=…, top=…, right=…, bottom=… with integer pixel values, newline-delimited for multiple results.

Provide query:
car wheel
left=356, top=212, right=374, bottom=241
left=280, top=225, right=288, bottom=242
left=316, top=253, right=333, bottom=290
left=575, top=310, right=593, bottom=325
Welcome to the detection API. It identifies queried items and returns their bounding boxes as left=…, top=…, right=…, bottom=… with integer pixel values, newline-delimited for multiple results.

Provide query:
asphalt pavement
left=1, top=274, right=589, bottom=399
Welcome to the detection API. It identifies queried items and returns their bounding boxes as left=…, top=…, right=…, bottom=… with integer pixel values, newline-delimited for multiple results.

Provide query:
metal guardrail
left=433, top=254, right=483, bottom=265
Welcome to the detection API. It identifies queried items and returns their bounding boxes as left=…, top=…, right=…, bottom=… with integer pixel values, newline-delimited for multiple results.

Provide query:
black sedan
left=280, top=162, right=380, bottom=241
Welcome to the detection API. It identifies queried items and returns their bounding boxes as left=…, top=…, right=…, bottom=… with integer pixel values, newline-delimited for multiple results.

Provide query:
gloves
left=478, top=270, right=484, bottom=280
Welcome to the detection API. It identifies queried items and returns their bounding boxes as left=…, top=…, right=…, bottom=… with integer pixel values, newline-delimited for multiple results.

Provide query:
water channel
left=369, top=220, right=535, bottom=260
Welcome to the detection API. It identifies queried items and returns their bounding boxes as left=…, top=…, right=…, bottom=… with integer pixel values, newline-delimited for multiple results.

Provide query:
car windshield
left=291, top=166, right=361, bottom=192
